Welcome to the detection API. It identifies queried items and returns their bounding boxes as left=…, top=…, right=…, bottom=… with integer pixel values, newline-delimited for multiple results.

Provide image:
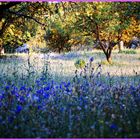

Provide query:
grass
left=119, top=49, right=137, bottom=54
left=1, top=49, right=140, bottom=76
left=0, top=49, right=140, bottom=138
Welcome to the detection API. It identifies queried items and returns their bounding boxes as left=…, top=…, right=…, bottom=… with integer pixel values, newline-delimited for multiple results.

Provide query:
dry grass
left=0, top=49, right=140, bottom=82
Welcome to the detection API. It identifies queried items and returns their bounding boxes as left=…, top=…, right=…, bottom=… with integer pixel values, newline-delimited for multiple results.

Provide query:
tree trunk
left=58, top=48, right=61, bottom=54
left=58, top=46, right=62, bottom=54
left=0, top=38, right=3, bottom=55
left=106, top=47, right=112, bottom=64
left=106, top=55, right=112, bottom=63
left=0, top=48, right=4, bottom=55
left=118, top=40, right=124, bottom=52
left=99, top=41, right=112, bottom=64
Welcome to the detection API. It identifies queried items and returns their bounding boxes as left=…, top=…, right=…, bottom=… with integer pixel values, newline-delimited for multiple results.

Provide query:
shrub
left=74, top=59, right=86, bottom=69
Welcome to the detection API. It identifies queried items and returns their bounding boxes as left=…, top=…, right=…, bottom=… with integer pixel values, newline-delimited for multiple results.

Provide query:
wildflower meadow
left=0, top=50, right=140, bottom=138
left=0, top=1, right=140, bottom=138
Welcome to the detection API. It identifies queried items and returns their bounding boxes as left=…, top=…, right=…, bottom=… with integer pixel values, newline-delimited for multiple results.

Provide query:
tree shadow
left=50, top=51, right=104, bottom=60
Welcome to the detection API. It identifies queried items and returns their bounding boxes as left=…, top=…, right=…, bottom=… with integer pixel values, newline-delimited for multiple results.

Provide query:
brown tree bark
left=106, top=53, right=112, bottom=63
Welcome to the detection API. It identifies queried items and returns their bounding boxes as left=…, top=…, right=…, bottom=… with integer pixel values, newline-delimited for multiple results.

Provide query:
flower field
left=0, top=50, right=140, bottom=138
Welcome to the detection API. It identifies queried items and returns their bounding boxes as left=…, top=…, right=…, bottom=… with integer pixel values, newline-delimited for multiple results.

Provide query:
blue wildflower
left=60, top=107, right=65, bottom=112
left=19, top=96, right=25, bottom=103
left=59, top=84, right=63, bottom=89
left=36, top=89, right=43, bottom=94
left=37, top=105, right=42, bottom=110
left=13, top=86, right=18, bottom=91
left=44, top=86, right=50, bottom=91
left=130, top=85, right=136, bottom=95
left=15, top=105, right=22, bottom=114
left=15, top=92, right=19, bottom=98
left=20, top=86, right=26, bottom=91
left=35, top=80, right=41, bottom=86
left=27, top=87, right=32, bottom=92
left=66, top=88, right=70, bottom=93
left=5, top=85, right=10, bottom=90
left=90, top=57, right=94, bottom=62
left=110, top=123, right=118, bottom=130
left=11, top=89, right=18, bottom=95
left=64, top=82, right=71, bottom=88
left=0, top=95, right=3, bottom=100
left=44, top=93, right=50, bottom=99
left=130, top=85, right=135, bottom=91
left=40, top=77, right=46, bottom=81
left=8, top=116, right=14, bottom=123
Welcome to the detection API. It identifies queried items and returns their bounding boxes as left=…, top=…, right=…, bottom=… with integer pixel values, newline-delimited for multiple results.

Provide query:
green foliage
left=45, top=21, right=73, bottom=53
left=0, top=2, right=45, bottom=52
left=119, top=50, right=137, bottom=54
left=0, top=2, right=139, bottom=55
left=75, top=59, right=86, bottom=69
left=2, top=21, right=36, bottom=53
left=45, top=25, right=70, bottom=52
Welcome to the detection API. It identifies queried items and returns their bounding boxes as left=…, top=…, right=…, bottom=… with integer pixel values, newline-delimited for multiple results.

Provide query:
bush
left=74, top=59, right=86, bottom=69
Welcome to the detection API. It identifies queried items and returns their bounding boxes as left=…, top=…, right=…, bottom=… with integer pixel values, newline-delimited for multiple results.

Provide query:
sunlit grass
left=0, top=49, right=140, bottom=79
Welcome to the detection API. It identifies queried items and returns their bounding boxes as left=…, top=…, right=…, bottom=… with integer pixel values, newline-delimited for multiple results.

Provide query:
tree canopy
left=0, top=2, right=139, bottom=61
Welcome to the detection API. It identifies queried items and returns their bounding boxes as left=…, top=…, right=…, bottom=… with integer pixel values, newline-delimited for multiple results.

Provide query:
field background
left=1, top=49, right=140, bottom=82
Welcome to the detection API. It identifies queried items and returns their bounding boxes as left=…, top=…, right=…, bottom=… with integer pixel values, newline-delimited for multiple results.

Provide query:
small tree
left=74, top=2, right=139, bottom=63
left=44, top=22, right=71, bottom=53
left=44, top=13, right=81, bottom=53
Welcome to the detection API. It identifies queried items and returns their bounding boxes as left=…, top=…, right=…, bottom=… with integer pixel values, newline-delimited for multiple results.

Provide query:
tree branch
left=7, top=10, right=46, bottom=27
left=0, top=2, right=21, bottom=11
